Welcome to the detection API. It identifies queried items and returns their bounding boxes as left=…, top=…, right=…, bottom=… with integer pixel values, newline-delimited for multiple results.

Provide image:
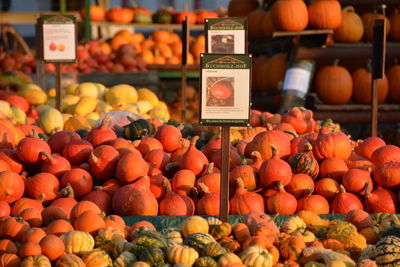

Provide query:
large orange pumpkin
left=315, top=59, right=353, bottom=104
left=386, top=61, right=400, bottom=103
left=106, top=7, right=135, bottom=23
left=361, top=12, right=390, bottom=42
left=195, top=10, right=218, bottom=24
left=81, top=5, right=106, bottom=22
left=333, top=6, right=364, bottom=43
left=174, top=11, right=197, bottom=25
left=308, top=0, right=342, bottom=29
left=270, top=0, right=309, bottom=31
left=352, top=62, right=389, bottom=104
left=228, top=0, right=260, bottom=17
left=390, top=9, right=400, bottom=41
left=248, top=8, right=267, bottom=39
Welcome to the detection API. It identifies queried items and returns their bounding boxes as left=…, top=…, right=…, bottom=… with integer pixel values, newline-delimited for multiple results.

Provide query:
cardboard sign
left=199, top=54, right=251, bottom=126
left=38, top=14, right=77, bottom=63
left=205, top=18, right=247, bottom=54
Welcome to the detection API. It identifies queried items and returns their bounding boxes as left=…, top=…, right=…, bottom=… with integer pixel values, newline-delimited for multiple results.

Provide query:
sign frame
left=205, top=17, right=247, bottom=54
left=199, top=53, right=252, bottom=126
left=38, top=14, right=77, bottom=63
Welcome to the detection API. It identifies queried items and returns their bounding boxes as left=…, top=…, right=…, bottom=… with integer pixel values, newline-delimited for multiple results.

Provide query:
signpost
left=199, top=54, right=251, bottom=222
left=181, top=18, right=190, bottom=123
left=371, top=19, right=386, bottom=137
left=38, top=14, right=77, bottom=110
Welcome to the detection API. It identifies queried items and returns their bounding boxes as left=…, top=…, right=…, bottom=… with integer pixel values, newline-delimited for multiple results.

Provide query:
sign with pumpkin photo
left=205, top=18, right=247, bottom=54
left=38, top=14, right=77, bottom=63
left=199, top=54, right=251, bottom=126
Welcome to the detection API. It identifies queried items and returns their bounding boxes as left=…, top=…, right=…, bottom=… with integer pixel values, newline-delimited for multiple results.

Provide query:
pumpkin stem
left=206, top=162, right=215, bottom=174
left=276, top=180, right=284, bottom=191
left=342, top=6, right=356, bottom=12
left=304, top=142, right=313, bottom=152
left=80, top=162, right=90, bottom=171
left=266, top=123, right=274, bottom=131
left=177, top=124, right=185, bottom=131
left=90, top=152, right=98, bottom=163
left=113, top=124, right=124, bottom=133
left=305, top=188, right=314, bottom=196
left=162, top=178, right=172, bottom=192
left=197, top=182, right=210, bottom=194
left=332, top=59, right=340, bottom=66
left=37, top=193, right=46, bottom=202
left=127, top=116, right=136, bottom=123
left=270, top=144, right=278, bottom=157
left=189, top=186, right=199, bottom=199
left=39, top=151, right=52, bottom=160
left=93, top=185, right=103, bottom=191
left=284, top=130, right=298, bottom=138
left=240, top=158, right=248, bottom=166
left=190, top=136, right=199, bottom=147
left=339, top=184, right=346, bottom=193
left=132, top=140, right=141, bottom=147
left=165, top=162, right=178, bottom=171
left=364, top=182, right=372, bottom=198
left=251, top=151, right=262, bottom=160
left=30, top=128, right=40, bottom=138
left=236, top=177, right=245, bottom=189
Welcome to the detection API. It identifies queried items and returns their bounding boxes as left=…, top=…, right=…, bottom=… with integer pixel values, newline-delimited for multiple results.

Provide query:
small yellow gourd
left=167, top=245, right=199, bottom=267
left=39, top=107, right=64, bottom=134
left=182, top=216, right=209, bottom=238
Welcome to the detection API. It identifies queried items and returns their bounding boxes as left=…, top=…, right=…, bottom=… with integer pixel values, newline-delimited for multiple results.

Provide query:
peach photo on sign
left=49, top=42, right=57, bottom=51
left=58, top=44, right=65, bottom=51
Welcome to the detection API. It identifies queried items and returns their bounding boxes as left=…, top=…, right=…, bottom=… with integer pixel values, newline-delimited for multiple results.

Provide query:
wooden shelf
left=0, top=12, right=81, bottom=24
left=91, top=21, right=204, bottom=31
left=272, top=29, right=333, bottom=38
left=338, top=0, right=399, bottom=5
left=296, top=42, right=400, bottom=60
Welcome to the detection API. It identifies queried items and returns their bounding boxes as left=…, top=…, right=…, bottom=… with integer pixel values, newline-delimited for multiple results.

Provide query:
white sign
left=200, top=54, right=251, bottom=126
left=43, top=23, right=76, bottom=62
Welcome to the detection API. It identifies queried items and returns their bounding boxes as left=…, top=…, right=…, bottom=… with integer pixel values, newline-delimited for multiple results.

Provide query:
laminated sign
left=200, top=54, right=251, bottom=126
left=38, top=14, right=77, bottom=63
left=205, top=18, right=247, bottom=54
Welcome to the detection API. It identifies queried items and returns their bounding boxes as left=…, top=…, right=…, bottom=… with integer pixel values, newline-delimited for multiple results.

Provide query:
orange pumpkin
left=174, top=11, right=197, bottom=25
left=81, top=5, right=106, bottom=22
left=387, top=60, right=400, bottom=103
left=308, top=0, right=342, bottom=30
left=390, top=9, right=400, bottom=41
left=315, top=59, right=353, bottom=105
left=106, top=7, right=135, bottom=23
left=270, top=0, right=309, bottom=31
left=333, top=6, right=364, bottom=43
left=361, top=11, right=390, bottom=42
left=248, top=8, right=267, bottom=39
left=195, top=10, right=218, bottom=24
left=228, top=0, right=260, bottom=17
left=352, top=62, right=389, bottom=104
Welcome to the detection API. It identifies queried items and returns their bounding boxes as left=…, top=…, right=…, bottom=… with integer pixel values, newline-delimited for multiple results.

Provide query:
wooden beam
left=296, top=43, right=400, bottom=60
left=338, top=0, right=399, bottom=6
left=272, top=29, right=333, bottom=38
left=0, top=12, right=81, bottom=24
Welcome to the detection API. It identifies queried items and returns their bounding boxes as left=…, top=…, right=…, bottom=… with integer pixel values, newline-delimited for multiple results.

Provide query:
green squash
left=374, top=235, right=400, bottom=266
left=123, top=118, right=155, bottom=140
left=152, top=10, right=173, bottom=24
left=114, top=251, right=137, bottom=267
left=140, top=247, right=165, bottom=266
left=160, top=228, right=184, bottom=246
left=195, top=256, right=218, bottom=267
left=184, top=233, right=216, bottom=252
left=202, top=242, right=227, bottom=260
left=287, top=143, right=319, bottom=179
left=113, top=241, right=136, bottom=258
left=156, top=264, right=172, bottom=267
left=133, top=231, right=168, bottom=252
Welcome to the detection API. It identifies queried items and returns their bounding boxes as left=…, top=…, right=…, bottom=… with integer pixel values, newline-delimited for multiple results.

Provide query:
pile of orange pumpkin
left=1, top=104, right=400, bottom=265
left=110, top=29, right=205, bottom=65
left=82, top=4, right=220, bottom=25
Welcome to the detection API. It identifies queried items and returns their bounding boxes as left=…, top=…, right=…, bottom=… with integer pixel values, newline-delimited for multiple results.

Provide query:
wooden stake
left=371, top=18, right=386, bottom=137
left=181, top=17, right=189, bottom=123
left=219, top=126, right=230, bottom=222
left=55, top=63, right=62, bottom=111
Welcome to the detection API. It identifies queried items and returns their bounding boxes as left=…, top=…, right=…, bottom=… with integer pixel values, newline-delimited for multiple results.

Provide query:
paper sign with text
left=199, top=54, right=251, bottom=126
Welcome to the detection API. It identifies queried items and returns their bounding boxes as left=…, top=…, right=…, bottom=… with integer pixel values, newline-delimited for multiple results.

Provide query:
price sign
left=38, top=14, right=77, bottom=63
left=199, top=54, right=251, bottom=126
left=205, top=18, right=247, bottom=54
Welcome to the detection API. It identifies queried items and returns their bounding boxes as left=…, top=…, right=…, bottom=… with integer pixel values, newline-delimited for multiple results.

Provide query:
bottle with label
left=277, top=59, right=315, bottom=114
